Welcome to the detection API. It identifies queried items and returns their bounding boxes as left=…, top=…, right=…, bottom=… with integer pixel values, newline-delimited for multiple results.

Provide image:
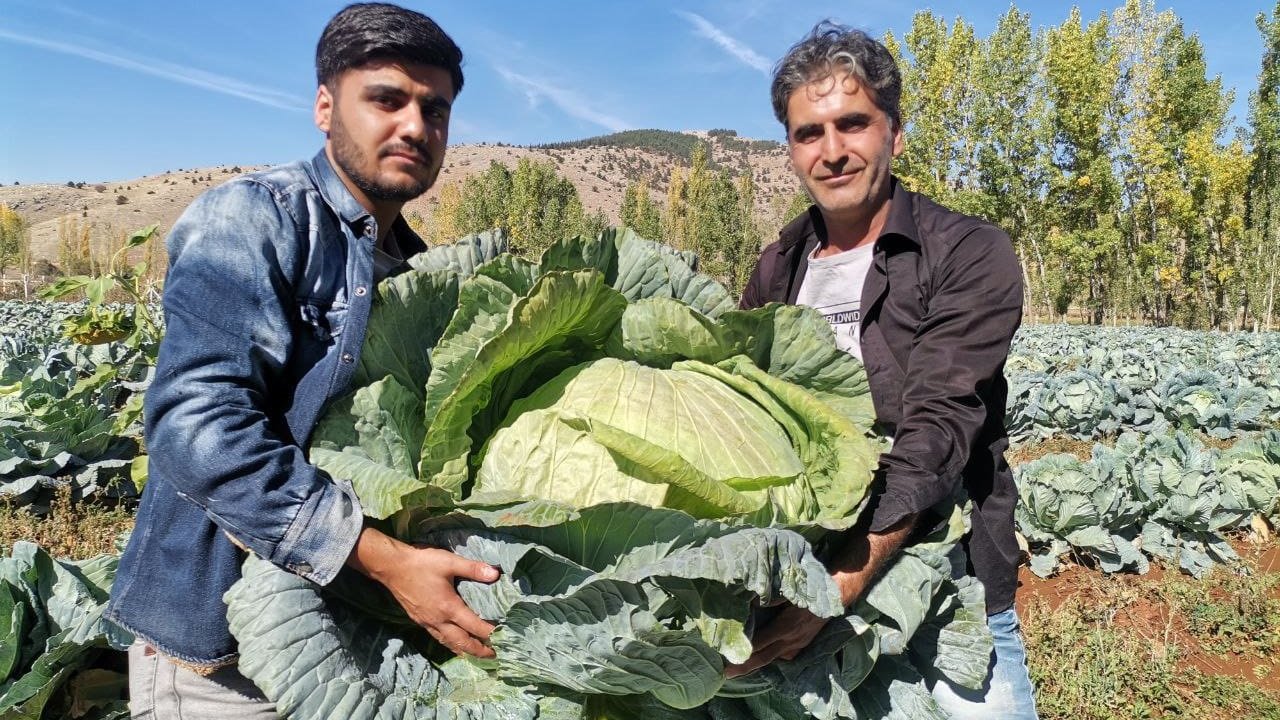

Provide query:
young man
left=731, top=22, right=1038, bottom=718
left=107, top=5, right=498, bottom=717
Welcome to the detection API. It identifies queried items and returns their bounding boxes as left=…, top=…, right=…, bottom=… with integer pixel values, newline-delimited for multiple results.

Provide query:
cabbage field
left=2, top=233, right=1279, bottom=719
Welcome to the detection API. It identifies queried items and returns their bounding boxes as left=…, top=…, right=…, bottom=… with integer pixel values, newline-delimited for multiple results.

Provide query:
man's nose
left=398, top=106, right=427, bottom=143
left=819, top=130, right=846, bottom=166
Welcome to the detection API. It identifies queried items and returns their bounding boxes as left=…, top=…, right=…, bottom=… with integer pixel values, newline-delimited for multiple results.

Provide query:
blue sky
left=0, top=1, right=1271, bottom=183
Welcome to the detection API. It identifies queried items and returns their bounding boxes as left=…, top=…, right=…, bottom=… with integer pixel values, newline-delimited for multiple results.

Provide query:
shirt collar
left=877, top=176, right=920, bottom=247
left=309, top=149, right=373, bottom=228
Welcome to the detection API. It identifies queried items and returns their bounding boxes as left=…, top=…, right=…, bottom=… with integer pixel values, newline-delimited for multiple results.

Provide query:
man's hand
left=724, top=515, right=916, bottom=678
left=347, top=526, right=499, bottom=658
left=725, top=604, right=826, bottom=677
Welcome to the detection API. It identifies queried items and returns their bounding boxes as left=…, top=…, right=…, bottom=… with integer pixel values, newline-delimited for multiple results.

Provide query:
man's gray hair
left=770, top=21, right=902, bottom=130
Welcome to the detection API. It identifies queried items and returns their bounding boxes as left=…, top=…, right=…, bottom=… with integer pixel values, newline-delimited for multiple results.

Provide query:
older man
left=733, top=21, right=1038, bottom=718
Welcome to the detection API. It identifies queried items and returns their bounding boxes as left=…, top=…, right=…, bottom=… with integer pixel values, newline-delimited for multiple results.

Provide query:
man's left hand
left=724, top=516, right=916, bottom=678
left=723, top=603, right=828, bottom=677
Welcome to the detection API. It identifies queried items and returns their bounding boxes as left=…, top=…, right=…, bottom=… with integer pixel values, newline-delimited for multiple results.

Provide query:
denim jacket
left=107, top=150, right=426, bottom=669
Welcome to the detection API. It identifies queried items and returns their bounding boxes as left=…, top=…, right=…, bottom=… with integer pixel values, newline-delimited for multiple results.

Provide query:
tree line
left=888, top=0, right=1280, bottom=330
left=415, top=0, right=1280, bottom=331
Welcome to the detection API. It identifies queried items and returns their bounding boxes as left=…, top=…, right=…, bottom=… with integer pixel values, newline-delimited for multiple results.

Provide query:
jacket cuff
left=868, top=492, right=917, bottom=533
left=269, top=478, right=363, bottom=586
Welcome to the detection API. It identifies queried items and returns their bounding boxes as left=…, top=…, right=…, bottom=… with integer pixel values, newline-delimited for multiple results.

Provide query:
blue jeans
left=929, top=608, right=1039, bottom=719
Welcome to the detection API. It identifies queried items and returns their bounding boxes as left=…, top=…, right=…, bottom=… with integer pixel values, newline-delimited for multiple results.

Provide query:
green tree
left=425, top=182, right=464, bottom=245
left=662, top=166, right=688, bottom=250
left=457, top=161, right=513, bottom=235
left=0, top=204, right=28, bottom=275
left=897, top=13, right=983, bottom=212
left=1044, top=8, right=1122, bottom=323
left=1245, top=1, right=1280, bottom=329
left=507, top=157, right=584, bottom=257
left=621, top=179, right=662, bottom=241
left=971, top=7, right=1053, bottom=319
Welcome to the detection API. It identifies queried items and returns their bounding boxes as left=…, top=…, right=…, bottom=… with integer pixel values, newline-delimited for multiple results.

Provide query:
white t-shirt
left=795, top=243, right=875, bottom=360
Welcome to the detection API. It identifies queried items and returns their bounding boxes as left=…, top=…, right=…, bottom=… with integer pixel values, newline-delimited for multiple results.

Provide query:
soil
left=1017, top=532, right=1280, bottom=695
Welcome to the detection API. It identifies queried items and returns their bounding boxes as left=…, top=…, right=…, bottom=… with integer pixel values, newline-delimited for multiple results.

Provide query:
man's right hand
left=346, top=526, right=499, bottom=658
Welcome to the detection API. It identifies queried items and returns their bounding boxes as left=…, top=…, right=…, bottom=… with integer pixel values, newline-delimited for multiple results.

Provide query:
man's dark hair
left=770, top=21, right=900, bottom=130
left=316, top=3, right=463, bottom=96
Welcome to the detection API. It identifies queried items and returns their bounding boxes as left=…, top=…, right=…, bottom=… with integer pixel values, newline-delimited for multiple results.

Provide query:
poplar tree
left=0, top=204, right=27, bottom=275
left=972, top=7, right=1052, bottom=318
left=1044, top=8, right=1122, bottom=322
left=1246, top=1, right=1280, bottom=329
left=621, top=179, right=662, bottom=241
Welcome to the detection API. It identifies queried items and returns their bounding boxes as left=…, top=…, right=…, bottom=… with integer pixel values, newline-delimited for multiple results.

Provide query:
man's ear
left=315, top=84, right=333, bottom=134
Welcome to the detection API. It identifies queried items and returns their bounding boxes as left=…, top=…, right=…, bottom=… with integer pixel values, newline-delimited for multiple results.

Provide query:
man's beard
left=329, top=114, right=435, bottom=203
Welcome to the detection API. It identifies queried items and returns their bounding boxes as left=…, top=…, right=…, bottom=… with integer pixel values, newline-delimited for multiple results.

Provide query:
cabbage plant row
left=1015, top=430, right=1280, bottom=578
left=1006, top=325, right=1280, bottom=441
left=0, top=301, right=150, bottom=511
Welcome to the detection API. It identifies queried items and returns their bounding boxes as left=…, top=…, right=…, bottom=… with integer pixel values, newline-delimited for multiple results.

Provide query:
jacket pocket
left=297, top=300, right=348, bottom=342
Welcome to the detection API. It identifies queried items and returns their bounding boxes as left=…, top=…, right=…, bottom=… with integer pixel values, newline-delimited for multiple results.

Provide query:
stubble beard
left=329, top=114, right=435, bottom=203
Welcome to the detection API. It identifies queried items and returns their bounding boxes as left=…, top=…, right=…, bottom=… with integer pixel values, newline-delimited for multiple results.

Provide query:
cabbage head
left=224, top=230, right=992, bottom=720
left=1013, top=452, right=1146, bottom=578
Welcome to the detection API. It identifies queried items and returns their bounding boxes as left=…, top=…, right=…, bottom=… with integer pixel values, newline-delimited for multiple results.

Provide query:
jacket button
left=354, top=286, right=367, bottom=297
left=291, top=562, right=313, bottom=575
left=341, top=353, right=354, bottom=364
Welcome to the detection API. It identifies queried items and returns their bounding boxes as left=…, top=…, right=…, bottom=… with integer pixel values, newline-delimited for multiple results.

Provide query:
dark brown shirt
left=740, top=178, right=1023, bottom=614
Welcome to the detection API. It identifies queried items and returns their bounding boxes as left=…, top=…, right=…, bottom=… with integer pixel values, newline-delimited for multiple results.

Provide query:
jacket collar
left=309, top=149, right=373, bottom=228
left=878, top=177, right=920, bottom=248
left=308, top=149, right=428, bottom=257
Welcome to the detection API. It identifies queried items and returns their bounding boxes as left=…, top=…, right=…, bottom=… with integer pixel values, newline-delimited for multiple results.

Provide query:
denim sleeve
left=145, top=179, right=362, bottom=586
left=869, top=226, right=1024, bottom=533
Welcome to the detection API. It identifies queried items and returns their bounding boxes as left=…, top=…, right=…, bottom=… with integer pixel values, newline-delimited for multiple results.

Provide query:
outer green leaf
left=352, top=377, right=425, bottom=475
left=226, top=554, right=540, bottom=720
left=0, top=633, right=90, bottom=719
left=406, top=229, right=509, bottom=277
left=605, top=297, right=742, bottom=368
left=0, top=580, right=23, bottom=680
left=908, top=575, right=993, bottom=692
left=849, top=654, right=949, bottom=720
left=309, top=447, right=433, bottom=521
left=492, top=578, right=725, bottom=709
left=654, top=578, right=753, bottom=665
left=352, top=269, right=460, bottom=398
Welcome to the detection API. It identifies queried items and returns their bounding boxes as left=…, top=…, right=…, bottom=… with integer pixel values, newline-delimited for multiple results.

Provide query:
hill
left=0, top=130, right=800, bottom=278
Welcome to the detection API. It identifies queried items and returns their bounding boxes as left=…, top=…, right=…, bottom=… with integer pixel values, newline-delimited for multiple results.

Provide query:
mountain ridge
left=0, top=130, right=802, bottom=273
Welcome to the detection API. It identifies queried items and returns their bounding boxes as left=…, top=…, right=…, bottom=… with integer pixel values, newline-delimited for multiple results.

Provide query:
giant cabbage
left=224, top=229, right=993, bottom=719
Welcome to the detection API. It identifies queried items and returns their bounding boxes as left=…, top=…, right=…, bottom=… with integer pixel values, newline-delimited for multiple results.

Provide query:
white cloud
left=494, top=66, right=632, bottom=133
left=676, top=11, right=771, bottom=76
left=0, top=28, right=309, bottom=112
